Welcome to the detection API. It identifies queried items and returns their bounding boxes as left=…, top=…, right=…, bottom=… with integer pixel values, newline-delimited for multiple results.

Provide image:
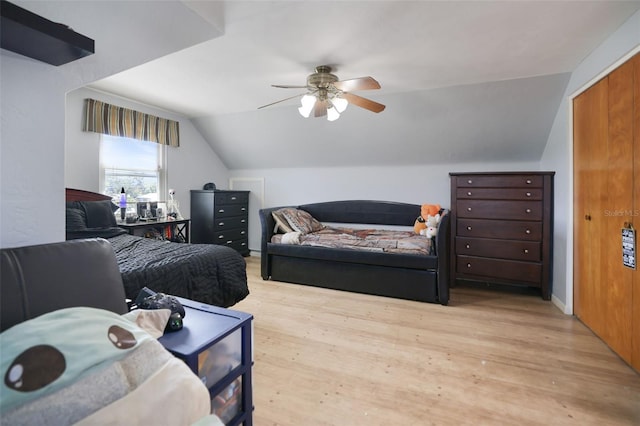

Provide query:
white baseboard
left=552, top=294, right=572, bottom=315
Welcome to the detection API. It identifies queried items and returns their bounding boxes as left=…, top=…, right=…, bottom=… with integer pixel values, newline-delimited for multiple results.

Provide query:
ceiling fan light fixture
left=331, top=96, right=348, bottom=113
left=327, top=106, right=340, bottom=122
left=298, top=94, right=316, bottom=118
left=260, top=65, right=385, bottom=119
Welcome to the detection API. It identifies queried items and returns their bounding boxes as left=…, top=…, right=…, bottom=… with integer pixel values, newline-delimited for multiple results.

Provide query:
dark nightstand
left=158, top=298, right=253, bottom=425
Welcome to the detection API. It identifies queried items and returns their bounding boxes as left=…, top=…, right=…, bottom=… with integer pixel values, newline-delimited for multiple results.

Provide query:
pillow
left=68, top=200, right=118, bottom=228
left=65, top=208, right=87, bottom=232
left=272, top=210, right=294, bottom=233
left=278, top=208, right=324, bottom=234
left=281, top=231, right=301, bottom=245
left=66, top=227, right=127, bottom=241
left=0, top=307, right=156, bottom=414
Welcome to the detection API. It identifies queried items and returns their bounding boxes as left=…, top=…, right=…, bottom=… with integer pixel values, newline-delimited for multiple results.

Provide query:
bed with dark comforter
left=65, top=189, right=249, bottom=307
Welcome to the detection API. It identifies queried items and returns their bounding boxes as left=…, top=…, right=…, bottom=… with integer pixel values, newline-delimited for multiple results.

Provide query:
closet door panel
left=573, top=78, right=608, bottom=338
left=632, top=53, right=640, bottom=370
left=606, top=59, right=634, bottom=362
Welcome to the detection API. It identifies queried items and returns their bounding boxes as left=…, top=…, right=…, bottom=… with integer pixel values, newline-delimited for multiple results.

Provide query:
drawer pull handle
left=227, top=240, right=233, bottom=244
left=467, top=179, right=473, bottom=184
left=218, top=235, right=224, bottom=239
left=526, top=192, right=531, bottom=197
left=467, top=263, right=472, bottom=268
left=231, top=196, right=237, bottom=200
left=241, top=242, right=247, bottom=246
left=241, top=207, right=246, bottom=211
left=467, top=226, right=472, bottom=231
left=525, top=208, right=531, bottom=213
left=524, top=249, right=529, bottom=254
left=241, top=219, right=246, bottom=223
left=467, top=191, right=472, bottom=196
left=219, top=222, right=224, bottom=226
left=525, top=229, right=531, bottom=234
left=526, top=179, right=532, bottom=184
left=241, top=231, right=246, bottom=235
left=467, top=207, right=472, bottom=212
left=218, top=209, right=225, bottom=213
left=465, top=244, right=470, bottom=249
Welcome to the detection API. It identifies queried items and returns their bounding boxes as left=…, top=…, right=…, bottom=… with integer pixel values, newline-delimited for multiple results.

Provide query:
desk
left=119, top=218, right=190, bottom=243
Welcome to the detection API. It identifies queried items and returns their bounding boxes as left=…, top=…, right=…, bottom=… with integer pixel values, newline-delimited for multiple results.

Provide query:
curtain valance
left=82, top=98, right=180, bottom=147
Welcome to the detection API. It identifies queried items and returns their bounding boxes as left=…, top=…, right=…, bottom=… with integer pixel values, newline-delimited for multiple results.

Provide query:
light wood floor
left=234, top=257, right=640, bottom=425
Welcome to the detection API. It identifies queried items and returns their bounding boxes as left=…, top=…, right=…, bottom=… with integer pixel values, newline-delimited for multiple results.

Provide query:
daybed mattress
left=270, top=226, right=433, bottom=255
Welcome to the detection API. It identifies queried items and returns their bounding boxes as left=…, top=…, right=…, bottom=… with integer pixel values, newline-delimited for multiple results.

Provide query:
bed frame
left=260, top=200, right=450, bottom=305
left=66, top=188, right=112, bottom=202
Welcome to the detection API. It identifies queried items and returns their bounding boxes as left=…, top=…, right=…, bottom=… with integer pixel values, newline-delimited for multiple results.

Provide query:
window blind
left=83, top=98, right=180, bottom=147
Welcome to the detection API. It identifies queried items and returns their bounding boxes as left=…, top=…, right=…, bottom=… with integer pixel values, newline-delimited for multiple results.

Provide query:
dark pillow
left=66, top=227, right=127, bottom=240
left=67, top=200, right=118, bottom=228
left=65, top=208, right=87, bottom=231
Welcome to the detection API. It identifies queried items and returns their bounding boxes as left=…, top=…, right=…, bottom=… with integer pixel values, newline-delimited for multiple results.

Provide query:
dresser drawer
left=213, top=204, right=248, bottom=218
left=456, top=255, right=541, bottom=284
left=457, top=200, right=542, bottom=220
left=214, top=228, right=248, bottom=244
left=214, top=192, right=249, bottom=205
left=456, top=188, right=543, bottom=201
left=455, top=237, right=541, bottom=261
left=455, top=175, right=543, bottom=188
left=457, top=218, right=542, bottom=240
left=214, top=215, right=248, bottom=231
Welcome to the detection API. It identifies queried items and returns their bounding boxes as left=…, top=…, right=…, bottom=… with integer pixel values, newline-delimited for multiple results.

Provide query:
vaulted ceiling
left=87, top=1, right=640, bottom=170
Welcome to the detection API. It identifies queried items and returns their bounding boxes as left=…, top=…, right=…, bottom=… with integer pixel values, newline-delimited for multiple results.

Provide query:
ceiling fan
left=258, top=65, right=386, bottom=121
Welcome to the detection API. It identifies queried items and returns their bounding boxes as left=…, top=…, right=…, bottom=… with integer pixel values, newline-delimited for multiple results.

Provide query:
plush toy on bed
left=413, top=203, right=441, bottom=235
left=420, top=213, right=441, bottom=238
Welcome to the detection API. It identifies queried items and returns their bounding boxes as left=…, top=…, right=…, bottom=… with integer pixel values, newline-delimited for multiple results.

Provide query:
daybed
left=260, top=200, right=450, bottom=305
left=65, top=188, right=249, bottom=307
left=0, top=238, right=222, bottom=425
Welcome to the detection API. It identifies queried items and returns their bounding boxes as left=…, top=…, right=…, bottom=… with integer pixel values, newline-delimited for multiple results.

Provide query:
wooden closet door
left=632, top=52, right=640, bottom=370
left=573, top=78, right=609, bottom=338
left=574, top=53, right=639, bottom=371
left=605, top=57, right=634, bottom=363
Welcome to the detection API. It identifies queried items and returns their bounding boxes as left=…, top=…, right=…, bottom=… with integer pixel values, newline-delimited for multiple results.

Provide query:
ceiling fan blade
left=342, top=92, right=386, bottom=113
left=257, top=93, right=307, bottom=109
left=333, top=76, right=381, bottom=92
left=314, top=99, right=328, bottom=117
left=272, top=84, right=309, bottom=89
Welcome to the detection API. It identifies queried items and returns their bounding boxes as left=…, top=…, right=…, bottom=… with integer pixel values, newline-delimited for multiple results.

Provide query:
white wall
left=0, top=53, right=69, bottom=247
left=541, top=10, right=640, bottom=312
left=230, top=160, right=541, bottom=250
left=65, top=88, right=230, bottom=220
left=0, top=0, right=220, bottom=248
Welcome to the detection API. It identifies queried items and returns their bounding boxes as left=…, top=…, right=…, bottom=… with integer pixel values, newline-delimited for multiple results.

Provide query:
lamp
left=298, top=91, right=349, bottom=121
left=331, top=96, right=348, bottom=113
left=327, top=106, right=340, bottom=121
left=298, top=94, right=316, bottom=118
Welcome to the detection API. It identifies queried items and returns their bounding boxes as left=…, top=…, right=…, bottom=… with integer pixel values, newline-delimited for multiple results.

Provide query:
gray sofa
left=0, top=238, right=218, bottom=425
left=1, top=238, right=128, bottom=332
left=260, top=200, right=450, bottom=305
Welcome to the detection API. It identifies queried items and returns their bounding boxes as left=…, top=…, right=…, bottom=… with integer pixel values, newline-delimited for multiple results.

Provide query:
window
left=100, top=135, right=166, bottom=203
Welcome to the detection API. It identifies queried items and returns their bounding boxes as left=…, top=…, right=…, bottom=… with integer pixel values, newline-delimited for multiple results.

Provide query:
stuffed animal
left=426, top=213, right=441, bottom=228
left=413, top=204, right=441, bottom=234
left=420, top=226, right=438, bottom=238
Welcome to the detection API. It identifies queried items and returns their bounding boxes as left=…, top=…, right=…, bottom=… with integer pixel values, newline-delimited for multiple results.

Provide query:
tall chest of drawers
left=449, top=172, right=554, bottom=300
left=191, top=190, right=250, bottom=256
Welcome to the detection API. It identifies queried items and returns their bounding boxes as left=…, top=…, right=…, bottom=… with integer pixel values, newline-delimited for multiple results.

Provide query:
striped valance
left=82, top=98, right=180, bottom=147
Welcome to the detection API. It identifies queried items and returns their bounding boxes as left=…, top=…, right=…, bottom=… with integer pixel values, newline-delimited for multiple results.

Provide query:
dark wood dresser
left=190, top=190, right=250, bottom=256
left=449, top=172, right=554, bottom=299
